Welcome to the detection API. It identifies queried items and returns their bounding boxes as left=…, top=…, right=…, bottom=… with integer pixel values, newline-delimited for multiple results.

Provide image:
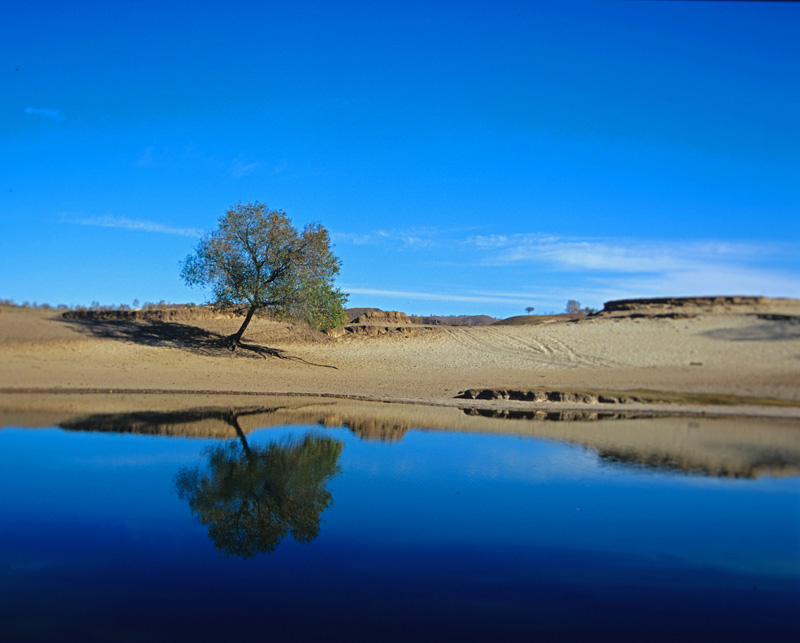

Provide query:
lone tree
left=525, top=306, right=535, bottom=315
left=181, top=202, right=347, bottom=347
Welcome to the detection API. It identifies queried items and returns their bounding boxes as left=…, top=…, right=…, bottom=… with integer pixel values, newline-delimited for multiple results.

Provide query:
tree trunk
left=228, top=305, right=257, bottom=346
left=223, top=411, right=252, bottom=457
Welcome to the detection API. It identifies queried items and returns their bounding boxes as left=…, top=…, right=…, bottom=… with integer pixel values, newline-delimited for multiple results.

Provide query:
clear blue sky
left=2, top=0, right=798, bottom=316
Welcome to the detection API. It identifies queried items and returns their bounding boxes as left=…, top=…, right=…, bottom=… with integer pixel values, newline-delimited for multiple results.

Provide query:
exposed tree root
left=225, top=336, right=338, bottom=369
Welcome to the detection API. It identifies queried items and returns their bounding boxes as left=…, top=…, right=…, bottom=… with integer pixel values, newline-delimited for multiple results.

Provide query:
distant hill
left=410, top=314, right=497, bottom=327
left=344, top=308, right=496, bottom=327
left=493, top=313, right=580, bottom=326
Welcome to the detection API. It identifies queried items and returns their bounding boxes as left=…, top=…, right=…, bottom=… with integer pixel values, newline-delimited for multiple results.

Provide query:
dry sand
left=1, top=299, right=799, bottom=416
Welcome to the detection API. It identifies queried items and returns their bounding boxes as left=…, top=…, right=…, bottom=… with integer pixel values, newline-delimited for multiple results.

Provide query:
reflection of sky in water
left=0, top=424, right=798, bottom=641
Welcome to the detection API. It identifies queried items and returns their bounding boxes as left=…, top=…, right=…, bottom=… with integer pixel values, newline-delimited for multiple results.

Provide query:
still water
left=1, top=406, right=798, bottom=642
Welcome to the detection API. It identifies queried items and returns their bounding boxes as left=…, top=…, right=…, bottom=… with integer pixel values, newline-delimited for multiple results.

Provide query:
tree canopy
left=181, top=202, right=347, bottom=345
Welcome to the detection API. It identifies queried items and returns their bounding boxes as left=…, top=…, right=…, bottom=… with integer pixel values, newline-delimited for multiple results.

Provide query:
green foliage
left=181, top=202, right=348, bottom=340
left=276, top=279, right=348, bottom=330
left=175, top=434, right=343, bottom=558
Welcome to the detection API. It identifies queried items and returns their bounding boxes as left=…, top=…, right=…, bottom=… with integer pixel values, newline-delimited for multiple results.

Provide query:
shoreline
left=2, top=387, right=799, bottom=420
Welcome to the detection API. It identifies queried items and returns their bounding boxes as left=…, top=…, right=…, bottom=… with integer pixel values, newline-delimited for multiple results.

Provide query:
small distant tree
left=181, top=202, right=347, bottom=347
left=566, top=300, right=581, bottom=315
left=525, top=306, right=535, bottom=315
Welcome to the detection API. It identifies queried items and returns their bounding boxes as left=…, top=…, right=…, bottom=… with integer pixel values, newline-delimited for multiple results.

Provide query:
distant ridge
left=410, top=314, right=497, bottom=327
left=600, top=296, right=800, bottom=317
left=345, top=308, right=496, bottom=327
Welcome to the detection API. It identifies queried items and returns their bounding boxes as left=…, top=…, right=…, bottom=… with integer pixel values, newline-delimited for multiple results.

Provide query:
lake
left=1, top=396, right=798, bottom=641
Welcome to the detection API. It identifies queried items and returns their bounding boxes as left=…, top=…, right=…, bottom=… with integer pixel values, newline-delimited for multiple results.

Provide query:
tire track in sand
left=442, top=326, right=621, bottom=369
left=502, top=328, right=623, bottom=368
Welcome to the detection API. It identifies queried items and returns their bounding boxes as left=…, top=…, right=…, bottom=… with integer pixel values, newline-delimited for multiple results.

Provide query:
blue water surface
left=0, top=425, right=798, bottom=642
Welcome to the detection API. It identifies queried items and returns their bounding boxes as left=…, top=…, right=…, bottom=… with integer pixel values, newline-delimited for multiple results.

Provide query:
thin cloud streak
left=333, top=228, right=438, bottom=249
left=344, top=232, right=799, bottom=312
left=69, top=215, right=203, bottom=238
left=608, top=267, right=800, bottom=300
left=344, top=287, right=533, bottom=305
left=229, top=159, right=261, bottom=178
left=468, top=233, right=780, bottom=273
left=472, top=234, right=800, bottom=298
left=25, top=107, right=66, bottom=121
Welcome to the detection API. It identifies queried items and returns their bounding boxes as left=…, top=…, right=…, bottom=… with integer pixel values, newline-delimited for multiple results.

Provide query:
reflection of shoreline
left=2, top=394, right=800, bottom=479
left=57, top=404, right=412, bottom=442
left=597, top=446, right=799, bottom=479
left=463, top=407, right=674, bottom=421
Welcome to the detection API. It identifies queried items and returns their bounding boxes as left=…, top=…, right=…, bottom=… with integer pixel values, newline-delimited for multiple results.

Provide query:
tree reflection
left=175, top=428, right=343, bottom=558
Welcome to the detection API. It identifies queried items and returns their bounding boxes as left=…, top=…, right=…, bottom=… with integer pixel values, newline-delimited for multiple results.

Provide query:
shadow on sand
left=702, top=315, right=800, bottom=342
left=59, top=316, right=291, bottom=360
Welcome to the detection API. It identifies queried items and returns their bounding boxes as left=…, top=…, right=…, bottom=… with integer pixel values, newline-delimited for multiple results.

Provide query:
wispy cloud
left=337, top=227, right=798, bottom=311
left=136, top=147, right=155, bottom=166
left=25, top=107, right=66, bottom=121
left=229, top=158, right=261, bottom=178
left=333, top=228, right=440, bottom=249
left=466, top=233, right=777, bottom=273
left=607, top=266, right=800, bottom=299
left=343, top=287, right=534, bottom=305
left=463, top=233, right=800, bottom=301
left=69, top=215, right=203, bottom=238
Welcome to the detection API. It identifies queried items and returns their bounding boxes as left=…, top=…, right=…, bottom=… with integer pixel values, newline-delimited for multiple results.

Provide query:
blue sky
left=2, top=0, right=798, bottom=316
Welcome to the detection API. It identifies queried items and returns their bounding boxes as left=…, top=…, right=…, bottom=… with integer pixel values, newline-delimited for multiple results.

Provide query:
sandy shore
left=1, top=301, right=798, bottom=416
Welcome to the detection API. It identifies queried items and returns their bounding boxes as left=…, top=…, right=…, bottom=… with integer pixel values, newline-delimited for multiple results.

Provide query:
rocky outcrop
left=351, top=310, right=412, bottom=325
left=340, top=325, right=433, bottom=338
left=62, top=307, right=236, bottom=322
left=330, top=310, right=432, bottom=339
left=455, top=388, right=797, bottom=407
left=457, top=389, right=650, bottom=404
